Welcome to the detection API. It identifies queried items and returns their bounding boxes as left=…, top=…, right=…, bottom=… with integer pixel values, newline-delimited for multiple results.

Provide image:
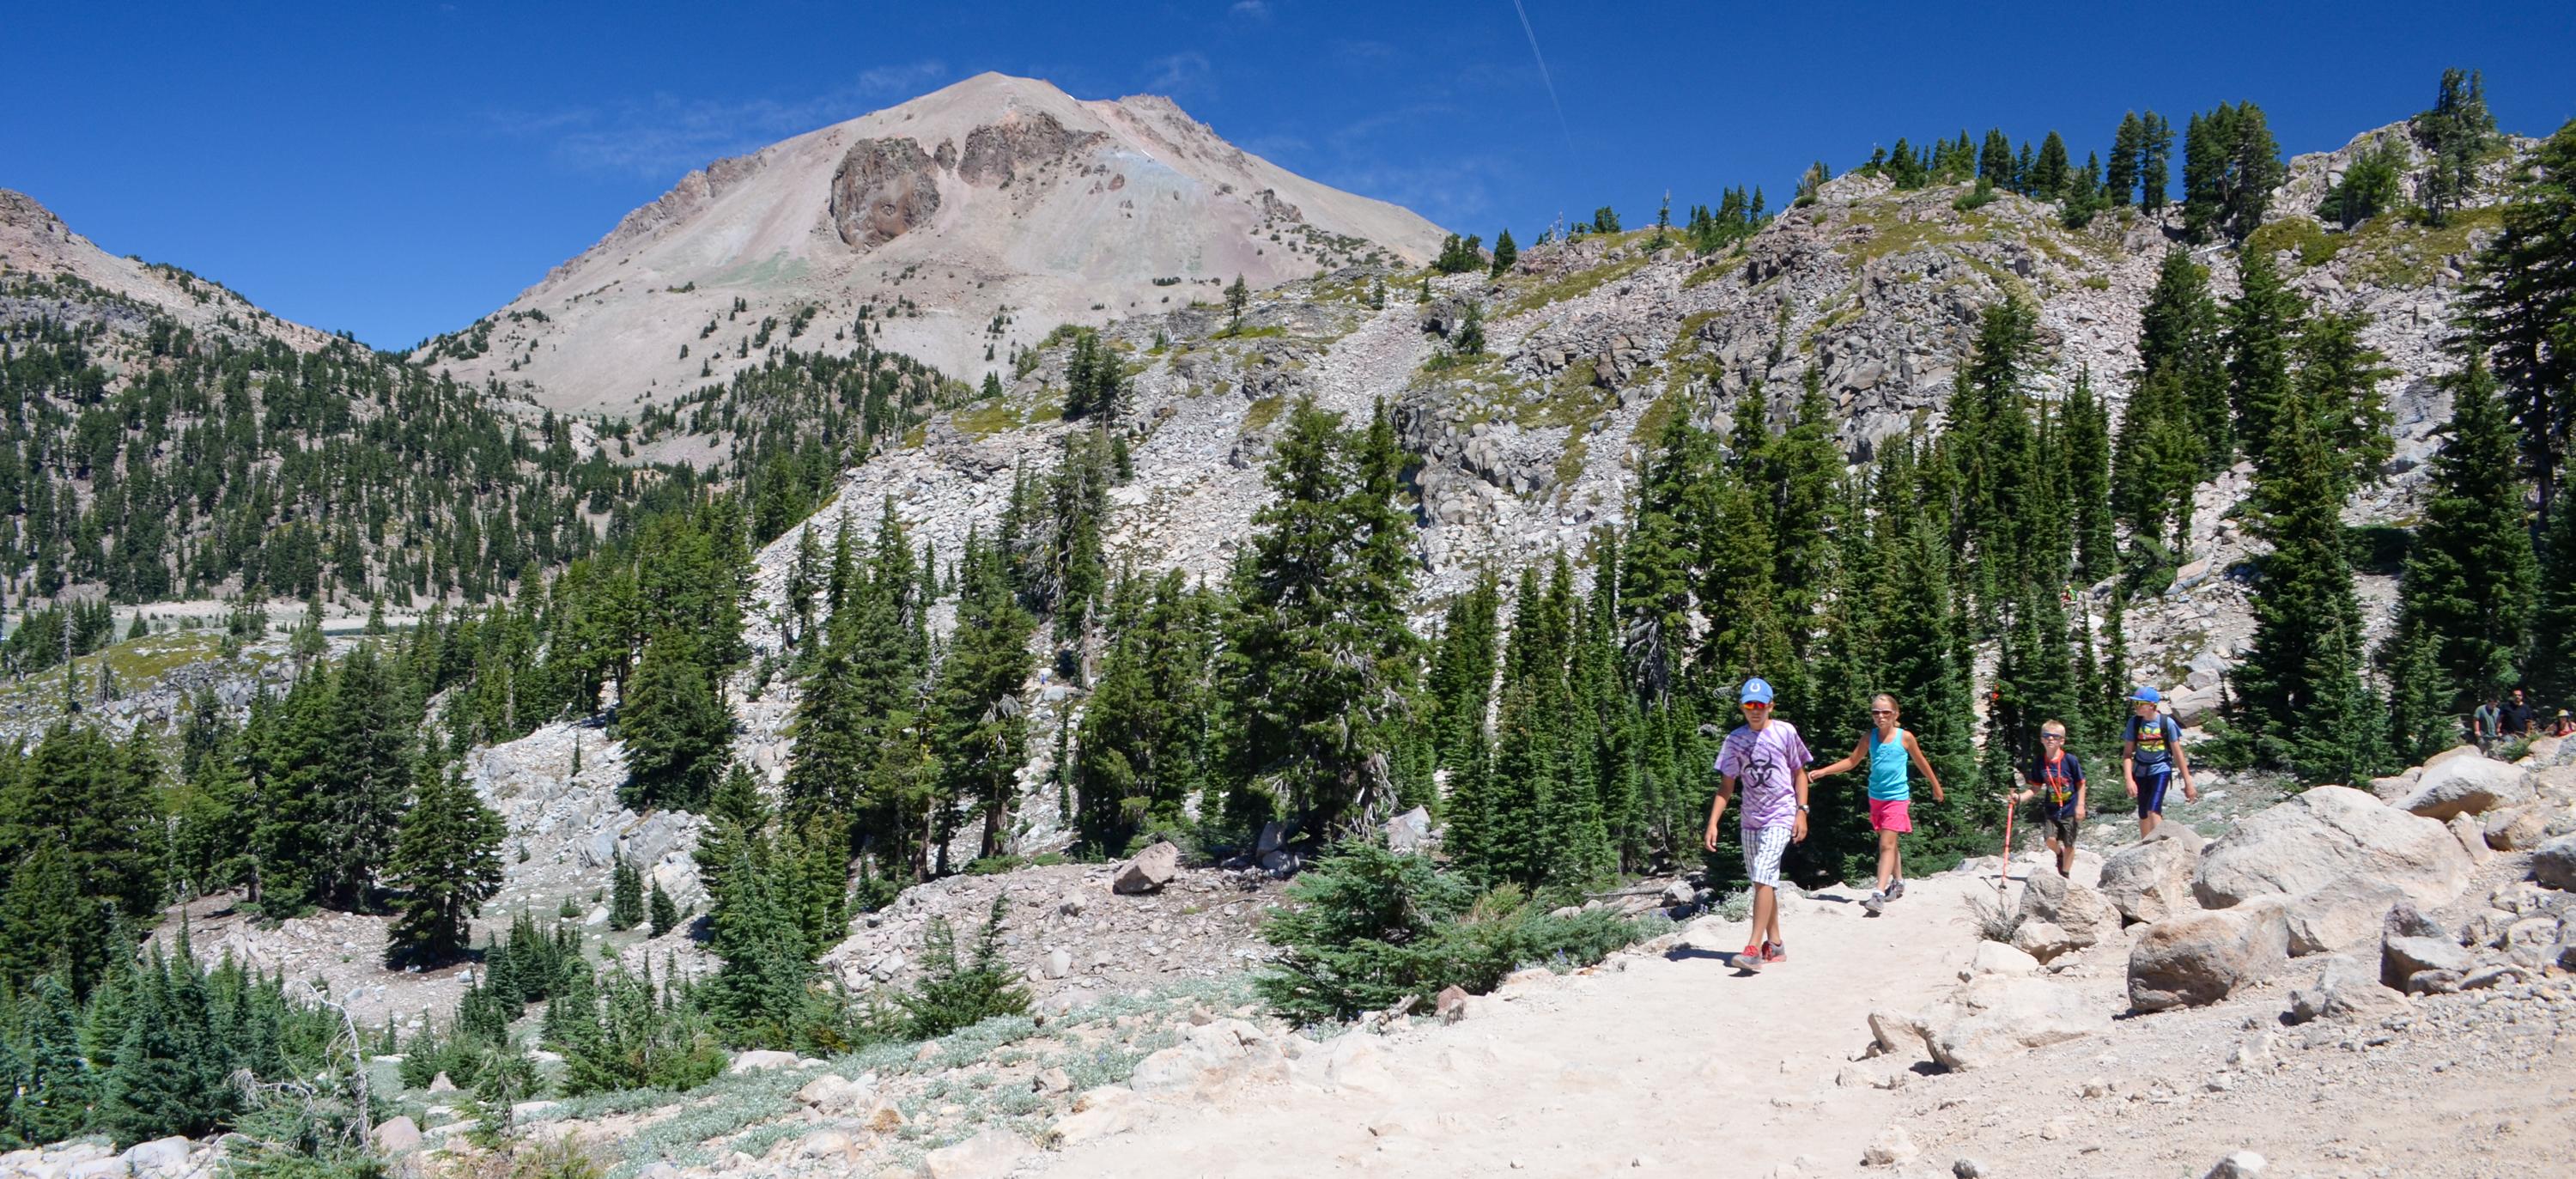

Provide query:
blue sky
left=5, top=1, right=2570, bottom=351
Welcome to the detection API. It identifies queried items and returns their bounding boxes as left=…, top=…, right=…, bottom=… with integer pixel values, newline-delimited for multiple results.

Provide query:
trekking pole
left=1996, top=793, right=2016, bottom=896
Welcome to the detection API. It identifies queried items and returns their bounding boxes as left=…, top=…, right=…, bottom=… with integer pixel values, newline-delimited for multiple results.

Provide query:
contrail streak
left=1510, top=0, right=1577, bottom=155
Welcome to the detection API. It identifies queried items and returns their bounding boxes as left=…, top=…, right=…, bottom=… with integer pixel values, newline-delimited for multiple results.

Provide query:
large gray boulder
left=2099, top=824, right=2205, bottom=925
left=2381, top=935, right=2475, bottom=992
left=2020, top=869, right=2118, bottom=947
left=2533, top=834, right=2576, bottom=890
left=1869, top=975, right=2108, bottom=1072
left=2281, top=878, right=2409, bottom=957
left=2128, top=904, right=2290, bottom=1012
left=2285, top=954, right=2408, bottom=1024
left=2397, top=757, right=2531, bottom=821
left=2193, top=786, right=2472, bottom=911
left=1113, top=840, right=1182, bottom=894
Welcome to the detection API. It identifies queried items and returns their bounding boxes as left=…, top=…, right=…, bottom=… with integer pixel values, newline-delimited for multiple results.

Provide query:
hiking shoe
left=1862, top=890, right=1886, bottom=916
left=1728, top=945, right=1765, bottom=971
left=1887, top=879, right=1907, bottom=901
left=1761, top=941, right=1787, bottom=963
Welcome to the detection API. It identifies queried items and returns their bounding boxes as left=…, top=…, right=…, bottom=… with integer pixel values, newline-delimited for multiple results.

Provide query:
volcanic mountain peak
left=0, top=188, right=334, bottom=350
left=421, top=73, right=1447, bottom=417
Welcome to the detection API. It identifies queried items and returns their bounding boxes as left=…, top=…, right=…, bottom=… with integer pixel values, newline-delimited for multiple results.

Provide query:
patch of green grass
left=1554, top=435, right=1589, bottom=488
left=951, top=402, right=1023, bottom=438
left=2245, top=216, right=2345, bottom=268
left=2340, top=205, right=2503, bottom=288
left=1504, top=252, right=1654, bottom=316
left=1838, top=203, right=1990, bottom=265
left=1212, top=325, right=1287, bottom=341
left=1631, top=391, right=1682, bottom=447
left=1681, top=252, right=1752, bottom=289
left=2081, top=274, right=2112, bottom=290
left=1243, top=394, right=1285, bottom=433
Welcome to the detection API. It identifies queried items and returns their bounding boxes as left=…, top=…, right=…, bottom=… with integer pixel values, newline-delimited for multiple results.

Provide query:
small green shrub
left=1255, top=844, right=1652, bottom=1024
left=896, top=895, right=1032, bottom=1040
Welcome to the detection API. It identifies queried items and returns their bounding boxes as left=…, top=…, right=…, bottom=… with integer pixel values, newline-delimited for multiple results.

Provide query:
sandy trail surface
left=1037, top=854, right=2576, bottom=1179
left=1042, top=870, right=1985, bottom=1178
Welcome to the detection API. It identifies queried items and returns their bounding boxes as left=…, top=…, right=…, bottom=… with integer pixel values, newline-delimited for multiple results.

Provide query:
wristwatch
left=1795, top=804, right=1810, bottom=812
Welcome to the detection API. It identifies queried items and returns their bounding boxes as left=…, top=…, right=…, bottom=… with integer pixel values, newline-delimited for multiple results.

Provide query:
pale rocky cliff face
left=416, top=72, right=1449, bottom=416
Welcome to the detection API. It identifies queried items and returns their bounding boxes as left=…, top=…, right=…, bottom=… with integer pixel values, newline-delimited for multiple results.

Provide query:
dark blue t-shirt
left=2026, top=751, right=2085, bottom=817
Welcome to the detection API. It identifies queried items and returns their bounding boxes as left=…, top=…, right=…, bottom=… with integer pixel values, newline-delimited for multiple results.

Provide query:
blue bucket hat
left=1741, top=677, right=1776, bottom=706
left=2129, top=685, right=2162, bottom=703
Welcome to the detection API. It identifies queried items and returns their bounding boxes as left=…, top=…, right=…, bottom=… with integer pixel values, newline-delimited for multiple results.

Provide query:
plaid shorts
left=1741, top=822, right=1793, bottom=889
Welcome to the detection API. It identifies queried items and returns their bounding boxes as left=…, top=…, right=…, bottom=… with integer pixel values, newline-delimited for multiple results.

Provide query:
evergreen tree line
left=0, top=283, right=629, bottom=615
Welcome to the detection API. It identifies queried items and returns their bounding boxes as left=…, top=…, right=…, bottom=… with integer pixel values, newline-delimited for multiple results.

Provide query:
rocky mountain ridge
left=414, top=72, right=1449, bottom=416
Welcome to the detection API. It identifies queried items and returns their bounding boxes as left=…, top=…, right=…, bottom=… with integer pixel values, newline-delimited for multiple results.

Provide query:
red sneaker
left=1762, top=941, right=1788, bottom=963
left=1729, top=944, right=1765, bottom=970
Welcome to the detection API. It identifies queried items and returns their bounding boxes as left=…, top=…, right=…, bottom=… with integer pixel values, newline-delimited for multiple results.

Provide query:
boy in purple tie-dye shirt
left=1703, top=678, right=1811, bottom=969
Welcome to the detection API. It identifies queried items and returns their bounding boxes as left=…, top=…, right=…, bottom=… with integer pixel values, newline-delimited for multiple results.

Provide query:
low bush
left=1256, top=844, right=1653, bottom=1024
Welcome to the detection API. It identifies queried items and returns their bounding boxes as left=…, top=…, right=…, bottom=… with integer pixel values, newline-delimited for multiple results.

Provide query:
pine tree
left=2033, top=131, right=2071, bottom=198
left=2229, top=377, right=2380, bottom=782
left=618, top=633, right=732, bottom=810
left=2107, top=112, right=2143, bottom=207
left=2530, top=498, right=2576, bottom=707
left=1221, top=399, right=1420, bottom=837
left=1978, top=129, right=2014, bottom=186
left=1426, top=572, right=1503, bottom=775
left=2396, top=357, right=2537, bottom=713
left=2415, top=68, right=2497, bottom=228
left=2460, top=119, right=2576, bottom=519
left=384, top=764, right=505, bottom=966
left=1225, top=274, right=1250, bottom=332
left=609, top=856, right=644, bottom=931
left=933, top=532, right=1037, bottom=860
left=1490, top=228, right=1518, bottom=277
left=2063, top=368, right=2117, bottom=585
left=2140, top=112, right=2174, bottom=212
left=2226, top=247, right=2303, bottom=469
left=2293, top=309, right=2396, bottom=499
left=703, top=847, right=817, bottom=1049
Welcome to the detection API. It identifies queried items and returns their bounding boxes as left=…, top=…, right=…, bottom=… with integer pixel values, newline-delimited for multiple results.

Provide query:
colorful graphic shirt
left=1718, top=720, right=1811, bottom=829
left=2127, top=714, right=2180, bottom=774
left=2026, top=751, right=2086, bottom=817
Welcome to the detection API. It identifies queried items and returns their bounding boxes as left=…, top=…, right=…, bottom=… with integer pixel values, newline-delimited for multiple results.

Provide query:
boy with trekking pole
left=2122, top=686, right=2196, bottom=839
left=1807, top=693, right=1945, bottom=915
left=2007, top=719, right=2086, bottom=877
left=1703, top=677, right=1811, bottom=970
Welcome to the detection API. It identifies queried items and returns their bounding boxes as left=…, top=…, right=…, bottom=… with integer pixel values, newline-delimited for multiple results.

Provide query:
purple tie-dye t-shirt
left=1717, top=720, right=1811, bottom=829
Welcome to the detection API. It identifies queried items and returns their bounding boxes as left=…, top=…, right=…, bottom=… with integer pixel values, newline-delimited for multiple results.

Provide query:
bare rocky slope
left=1, top=188, right=337, bottom=352
left=415, top=72, right=1448, bottom=416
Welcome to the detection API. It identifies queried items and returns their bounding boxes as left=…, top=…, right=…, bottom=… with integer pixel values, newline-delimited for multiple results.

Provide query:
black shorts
left=2046, top=813, right=2080, bottom=847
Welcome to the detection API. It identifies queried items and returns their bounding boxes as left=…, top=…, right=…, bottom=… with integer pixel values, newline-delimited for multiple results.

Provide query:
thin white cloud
left=1145, top=51, right=1213, bottom=94
left=1229, top=0, right=1270, bottom=17
left=489, top=62, right=951, bottom=179
left=858, top=58, right=948, bottom=94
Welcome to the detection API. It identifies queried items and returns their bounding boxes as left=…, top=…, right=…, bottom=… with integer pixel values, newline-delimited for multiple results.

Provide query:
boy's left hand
left=2183, top=781, right=2200, bottom=803
left=1792, top=811, right=1808, bottom=842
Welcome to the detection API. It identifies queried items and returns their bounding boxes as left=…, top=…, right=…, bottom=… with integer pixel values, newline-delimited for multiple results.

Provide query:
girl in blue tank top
left=1809, top=693, right=1947, bottom=914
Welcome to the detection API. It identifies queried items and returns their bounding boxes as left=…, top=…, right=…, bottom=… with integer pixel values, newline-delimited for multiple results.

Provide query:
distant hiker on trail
left=2123, top=686, right=2196, bottom=839
left=2500, top=688, right=2536, bottom=739
left=1704, top=677, right=1810, bottom=971
left=1807, top=692, right=1945, bottom=916
left=2473, top=695, right=2503, bottom=751
left=2007, top=719, right=2086, bottom=877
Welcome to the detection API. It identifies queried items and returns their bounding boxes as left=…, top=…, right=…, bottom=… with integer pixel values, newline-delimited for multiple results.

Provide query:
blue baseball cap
left=2129, top=685, right=2162, bottom=703
left=1741, top=678, right=1776, bottom=706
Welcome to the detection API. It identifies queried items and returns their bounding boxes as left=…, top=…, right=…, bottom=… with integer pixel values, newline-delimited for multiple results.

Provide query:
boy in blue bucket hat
left=2121, top=686, right=2196, bottom=840
left=1704, top=677, right=1811, bottom=970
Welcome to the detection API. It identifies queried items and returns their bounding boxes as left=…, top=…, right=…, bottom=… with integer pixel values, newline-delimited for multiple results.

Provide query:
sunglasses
left=2041, top=734, right=2065, bottom=741
left=1870, top=708, right=1894, bottom=716
left=1741, top=702, right=1771, bottom=710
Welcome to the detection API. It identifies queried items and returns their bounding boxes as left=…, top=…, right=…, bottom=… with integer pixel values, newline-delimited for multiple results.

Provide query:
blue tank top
left=1867, top=727, right=1911, bottom=801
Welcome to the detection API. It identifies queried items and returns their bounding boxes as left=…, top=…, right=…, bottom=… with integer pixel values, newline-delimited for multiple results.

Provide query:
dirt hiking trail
left=1038, top=858, right=2576, bottom=1179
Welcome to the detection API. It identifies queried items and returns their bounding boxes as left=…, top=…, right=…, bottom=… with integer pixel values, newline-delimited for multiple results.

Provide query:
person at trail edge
left=1704, top=677, right=1810, bottom=970
left=2552, top=709, right=2574, bottom=739
left=2500, top=687, right=2536, bottom=740
left=2122, top=686, right=2196, bottom=839
left=2473, top=694, right=2503, bottom=751
left=2008, top=719, right=2086, bottom=877
left=1807, top=692, right=1944, bottom=916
